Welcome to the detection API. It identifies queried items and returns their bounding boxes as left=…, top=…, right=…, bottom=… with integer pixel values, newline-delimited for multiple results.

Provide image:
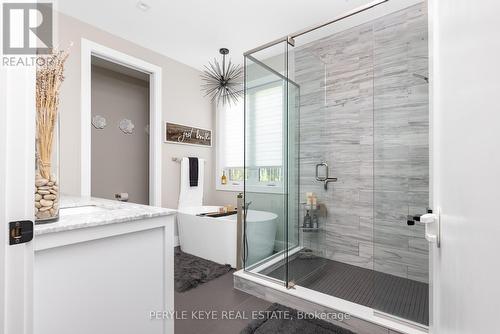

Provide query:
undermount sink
left=60, top=205, right=110, bottom=216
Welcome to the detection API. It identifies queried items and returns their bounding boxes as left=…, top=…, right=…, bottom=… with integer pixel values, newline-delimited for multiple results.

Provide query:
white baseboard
left=174, top=236, right=180, bottom=247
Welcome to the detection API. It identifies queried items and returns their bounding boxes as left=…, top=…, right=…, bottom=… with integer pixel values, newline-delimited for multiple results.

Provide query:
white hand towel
left=178, top=157, right=204, bottom=209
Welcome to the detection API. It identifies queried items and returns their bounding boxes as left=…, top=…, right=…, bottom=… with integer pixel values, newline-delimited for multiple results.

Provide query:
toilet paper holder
left=115, top=192, right=129, bottom=202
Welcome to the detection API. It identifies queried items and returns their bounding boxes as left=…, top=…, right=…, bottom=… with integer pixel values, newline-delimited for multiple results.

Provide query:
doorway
left=80, top=39, right=162, bottom=206
left=91, top=58, right=150, bottom=204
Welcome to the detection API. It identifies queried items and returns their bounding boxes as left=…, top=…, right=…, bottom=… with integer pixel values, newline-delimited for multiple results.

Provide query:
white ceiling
left=56, top=0, right=423, bottom=71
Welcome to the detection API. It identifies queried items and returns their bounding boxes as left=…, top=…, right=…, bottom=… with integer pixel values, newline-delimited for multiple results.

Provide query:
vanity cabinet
left=33, top=198, right=175, bottom=334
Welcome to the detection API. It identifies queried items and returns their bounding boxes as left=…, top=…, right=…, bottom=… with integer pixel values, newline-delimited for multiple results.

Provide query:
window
left=259, top=167, right=282, bottom=183
left=216, top=98, right=245, bottom=189
left=216, top=82, right=284, bottom=193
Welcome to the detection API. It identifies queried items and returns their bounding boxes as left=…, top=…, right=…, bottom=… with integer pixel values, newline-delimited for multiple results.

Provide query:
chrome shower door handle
left=315, top=162, right=328, bottom=181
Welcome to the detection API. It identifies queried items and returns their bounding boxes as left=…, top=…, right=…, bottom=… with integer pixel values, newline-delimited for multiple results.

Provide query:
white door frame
left=81, top=38, right=162, bottom=206
left=0, top=62, right=36, bottom=334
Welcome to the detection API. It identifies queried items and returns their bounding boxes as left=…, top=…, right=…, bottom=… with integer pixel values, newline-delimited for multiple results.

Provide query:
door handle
left=415, top=208, right=441, bottom=248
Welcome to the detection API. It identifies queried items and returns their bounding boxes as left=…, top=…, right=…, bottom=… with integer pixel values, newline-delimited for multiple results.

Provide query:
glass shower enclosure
left=242, top=1, right=429, bottom=327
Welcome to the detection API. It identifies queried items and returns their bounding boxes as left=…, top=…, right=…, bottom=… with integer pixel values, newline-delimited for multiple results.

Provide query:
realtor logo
left=2, top=3, right=53, bottom=55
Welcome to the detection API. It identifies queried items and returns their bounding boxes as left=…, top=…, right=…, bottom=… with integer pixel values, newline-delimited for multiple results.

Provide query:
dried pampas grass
left=36, top=50, right=68, bottom=179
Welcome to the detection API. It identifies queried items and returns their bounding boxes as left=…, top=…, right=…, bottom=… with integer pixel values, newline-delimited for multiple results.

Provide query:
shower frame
left=239, top=0, right=431, bottom=332
left=242, top=0, right=395, bottom=287
left=243, top=0, right=389, bottom=56
left=241, top=0, right=397, bottom=285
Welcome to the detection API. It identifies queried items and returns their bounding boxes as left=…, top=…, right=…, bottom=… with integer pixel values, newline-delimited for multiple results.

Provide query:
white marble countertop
left=35, top=196, right=176, bottom=236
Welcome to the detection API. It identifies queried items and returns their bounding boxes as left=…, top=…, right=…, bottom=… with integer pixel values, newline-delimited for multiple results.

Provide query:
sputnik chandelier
left=201, top=48, right=243, bottom=106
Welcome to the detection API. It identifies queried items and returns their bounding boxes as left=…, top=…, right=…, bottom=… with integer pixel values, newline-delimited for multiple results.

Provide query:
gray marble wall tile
left=408, top=263, right=429, bottom=282
left=295, top=3, right=429, bottom=283
left=374, top=259, right=408, bottom=278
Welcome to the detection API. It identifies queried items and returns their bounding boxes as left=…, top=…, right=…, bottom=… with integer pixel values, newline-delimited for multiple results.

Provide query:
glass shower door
left=243, top=40, right=326, bottom=287
left=284, top=43, right=328, bottom=288
left=243, top=41, right=289, bottom=283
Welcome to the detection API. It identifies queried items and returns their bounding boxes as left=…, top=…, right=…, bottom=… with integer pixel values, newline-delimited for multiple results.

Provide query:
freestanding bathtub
left=177, top=206, right=278, bottom=267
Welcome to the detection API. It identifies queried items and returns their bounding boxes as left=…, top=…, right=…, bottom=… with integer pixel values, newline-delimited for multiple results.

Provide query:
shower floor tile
left=266, top=256, right=429, bottom=326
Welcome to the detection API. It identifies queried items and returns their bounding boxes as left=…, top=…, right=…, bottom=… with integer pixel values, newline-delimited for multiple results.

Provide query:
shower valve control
left=315, top=162, right=337, bottom=190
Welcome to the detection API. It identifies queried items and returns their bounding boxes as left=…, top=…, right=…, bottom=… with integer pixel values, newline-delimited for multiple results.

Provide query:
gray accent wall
left=295, top=3, right=429, bottom=282
left=91, top=65, right=149, bottom=205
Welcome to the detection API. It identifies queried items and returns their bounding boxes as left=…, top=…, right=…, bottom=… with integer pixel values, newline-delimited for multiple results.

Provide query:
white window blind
left=247, top=83, right=283, bottom=167
left=220, top=100, right=244, bottom=168
left=216, top=81, right=284, bottom=192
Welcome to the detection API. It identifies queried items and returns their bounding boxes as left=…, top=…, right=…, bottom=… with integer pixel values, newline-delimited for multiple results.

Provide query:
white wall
left=55, top=11, right=231, bottom=209
left=430, top=0, right=500, bottom=332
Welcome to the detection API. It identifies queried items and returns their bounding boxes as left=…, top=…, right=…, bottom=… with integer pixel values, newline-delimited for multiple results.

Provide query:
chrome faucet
left=243, top=201, right=252, bottom=211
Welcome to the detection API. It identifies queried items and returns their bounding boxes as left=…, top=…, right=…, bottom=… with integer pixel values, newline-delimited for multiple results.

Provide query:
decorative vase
left=34, top=50, right=68, bottom=224
left=35, top=118, right=60, bottom=223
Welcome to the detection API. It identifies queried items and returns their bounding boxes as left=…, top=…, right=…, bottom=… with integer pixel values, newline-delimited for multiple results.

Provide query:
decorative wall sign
left=119, top=119, right=135, bottom=134
left=92, top=115, right=107, bottom=129
left=165, top=122, right=212, bottom=147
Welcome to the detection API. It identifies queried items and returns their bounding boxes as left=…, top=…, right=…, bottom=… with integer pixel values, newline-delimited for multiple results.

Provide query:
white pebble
left=35, top=178, right=48, bottom=187
left=40, top=199, right=53, bottom=207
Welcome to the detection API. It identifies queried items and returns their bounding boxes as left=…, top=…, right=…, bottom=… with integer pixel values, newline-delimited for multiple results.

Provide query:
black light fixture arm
left=220, top=48, right=229, bottom=78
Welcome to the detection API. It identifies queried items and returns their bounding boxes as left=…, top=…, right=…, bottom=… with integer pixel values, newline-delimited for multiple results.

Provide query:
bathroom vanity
left=33, top=196, right=176, bottom=334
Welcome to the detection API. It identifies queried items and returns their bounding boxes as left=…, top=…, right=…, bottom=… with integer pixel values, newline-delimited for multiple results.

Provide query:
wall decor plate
left=165, top=122, right=212, bottom=147
left=92, top=115, right=107, bottom=129
left=119, top=119, right=135, bottom=134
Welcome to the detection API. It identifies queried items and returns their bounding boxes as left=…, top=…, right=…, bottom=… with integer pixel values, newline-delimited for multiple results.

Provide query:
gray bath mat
left=174, top=248, right=233, bottom=293
left=240, top=303, right=355, bottom=334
